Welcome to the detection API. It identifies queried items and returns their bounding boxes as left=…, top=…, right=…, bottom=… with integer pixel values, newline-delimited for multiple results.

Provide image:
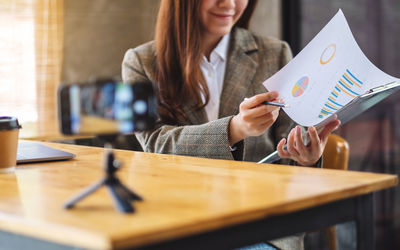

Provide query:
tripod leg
left=106, top=184, right=134, bottom=213
left=64, top=179, right=105, bottom=209
left=114, top=179, right=143, bottom=201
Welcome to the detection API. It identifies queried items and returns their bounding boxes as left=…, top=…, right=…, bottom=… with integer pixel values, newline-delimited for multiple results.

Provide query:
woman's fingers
left=277, top=138, right=290, bottom=158
left=250, top=108, right=280, bottom=124
left=231, top=93, right=282, bottom=142
left=278, top=120, right=341, bottom=166
left=318, top=119, right=341, bottom=143
left=278, top=126, right=320, bottom=166
left=307, top=126, right=320, bottom=150
left=241, top=104, right=279, bottom=122
left=286, top=128, right=300, bottom=157
left=241, top=91, right=279, bottom=109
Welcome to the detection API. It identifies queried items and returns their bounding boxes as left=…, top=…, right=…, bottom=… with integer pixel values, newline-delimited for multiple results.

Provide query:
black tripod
left=64, top=141, right=142, bottom=213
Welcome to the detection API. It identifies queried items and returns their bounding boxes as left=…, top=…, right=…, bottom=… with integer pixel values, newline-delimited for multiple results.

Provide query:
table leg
left=356, top=193, right=375, bottom=250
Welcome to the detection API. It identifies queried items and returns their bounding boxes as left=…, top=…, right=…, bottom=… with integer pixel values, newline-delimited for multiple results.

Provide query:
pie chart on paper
left=292, top=76, right=309, bottom=97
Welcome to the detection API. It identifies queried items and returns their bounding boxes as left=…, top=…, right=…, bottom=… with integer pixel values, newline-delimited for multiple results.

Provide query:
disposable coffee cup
left=0, top=117, right=21, bottom=173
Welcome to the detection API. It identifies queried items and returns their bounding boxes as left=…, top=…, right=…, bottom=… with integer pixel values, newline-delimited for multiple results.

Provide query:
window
left=0, top=0, right=63, bottom=126
left=0, top=0, right=37, bottom=122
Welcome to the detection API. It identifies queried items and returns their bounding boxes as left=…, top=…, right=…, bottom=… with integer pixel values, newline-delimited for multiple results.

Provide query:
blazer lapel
left=219, top=28, right=259, bottom=118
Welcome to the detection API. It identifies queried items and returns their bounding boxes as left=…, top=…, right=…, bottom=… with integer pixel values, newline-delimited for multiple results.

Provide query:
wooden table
left=19, top=120, right=91, bottom=141
left=0, top=143, right=397, bottom=250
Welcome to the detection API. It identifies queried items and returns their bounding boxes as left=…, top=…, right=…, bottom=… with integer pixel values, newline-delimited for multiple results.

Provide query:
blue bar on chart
left=318, top=69, right=364, bottom=118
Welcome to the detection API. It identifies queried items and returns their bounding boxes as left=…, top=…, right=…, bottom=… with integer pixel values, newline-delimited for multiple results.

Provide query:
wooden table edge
left=111, top=175, right=397, bottom=249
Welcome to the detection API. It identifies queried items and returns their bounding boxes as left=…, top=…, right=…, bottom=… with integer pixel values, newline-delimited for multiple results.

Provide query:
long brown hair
left=155, top=0, right=258, bottom=123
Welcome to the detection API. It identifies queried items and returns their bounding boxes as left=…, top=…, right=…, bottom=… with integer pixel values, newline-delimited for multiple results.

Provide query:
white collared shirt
left=200, top=33, right=230, bottom=121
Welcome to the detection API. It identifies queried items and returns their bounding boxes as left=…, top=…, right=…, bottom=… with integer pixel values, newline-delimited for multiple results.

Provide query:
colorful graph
left=318, top=69, right=363, bottom=118
left=320, top=43, right=336, bottom=65
left=292, top=76, right=309, bottom=97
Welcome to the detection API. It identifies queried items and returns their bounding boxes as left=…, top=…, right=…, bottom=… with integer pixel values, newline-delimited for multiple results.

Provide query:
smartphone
left=58, top=80, right=157, bottom=135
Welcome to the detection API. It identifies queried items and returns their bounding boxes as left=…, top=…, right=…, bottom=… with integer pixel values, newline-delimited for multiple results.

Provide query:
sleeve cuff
left=229, top=140, right=244, bottom=160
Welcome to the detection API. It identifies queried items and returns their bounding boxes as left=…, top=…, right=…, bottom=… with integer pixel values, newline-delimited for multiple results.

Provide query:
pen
left=262, top=101, right=290, bottom=108
left=244, top=98, right=290, bottom=108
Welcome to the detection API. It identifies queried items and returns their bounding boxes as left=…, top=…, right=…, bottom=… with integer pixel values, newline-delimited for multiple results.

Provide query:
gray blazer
left=122, top=27, right=295, bottom=163
left=123, top=28, right=304, bottom=249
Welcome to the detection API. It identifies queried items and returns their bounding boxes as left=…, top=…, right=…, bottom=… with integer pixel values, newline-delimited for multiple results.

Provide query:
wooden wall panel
left=62, top=0, right=282, bottom=83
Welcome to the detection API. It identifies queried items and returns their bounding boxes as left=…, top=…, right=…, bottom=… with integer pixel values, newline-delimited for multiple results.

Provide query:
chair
left=322, top=134, right=350, bottom=250
left=322, top=134, right=350, bottom=171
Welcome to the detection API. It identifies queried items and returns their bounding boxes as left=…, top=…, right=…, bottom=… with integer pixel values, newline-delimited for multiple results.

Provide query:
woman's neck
left=203, top=34, right=224, bottom=60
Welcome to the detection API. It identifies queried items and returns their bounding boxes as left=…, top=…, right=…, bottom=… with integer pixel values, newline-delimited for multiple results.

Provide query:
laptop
left=17, top=141, right=75, bottom=164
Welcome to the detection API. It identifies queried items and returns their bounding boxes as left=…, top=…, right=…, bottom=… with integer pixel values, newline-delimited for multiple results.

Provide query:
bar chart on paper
left=262, top=10, right=400, bottom=126
left=318, top=69, right=364, bottom=118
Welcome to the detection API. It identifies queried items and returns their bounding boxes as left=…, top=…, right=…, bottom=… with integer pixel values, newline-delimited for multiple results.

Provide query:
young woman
left=122, top=0, right=339, bottom=248
left=123, top=0, right=339, bottom=166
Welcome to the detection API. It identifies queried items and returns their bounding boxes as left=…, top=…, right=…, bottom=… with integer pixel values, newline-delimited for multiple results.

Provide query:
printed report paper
left=263, top=9, right=399, bottom=127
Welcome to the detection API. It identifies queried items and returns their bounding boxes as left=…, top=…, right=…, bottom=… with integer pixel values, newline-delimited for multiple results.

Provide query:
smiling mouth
left=212, top=13, right=234, bottom=18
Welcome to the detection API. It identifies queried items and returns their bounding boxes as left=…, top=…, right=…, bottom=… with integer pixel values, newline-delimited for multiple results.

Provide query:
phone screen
left=59, top=80, right=157, bottom=135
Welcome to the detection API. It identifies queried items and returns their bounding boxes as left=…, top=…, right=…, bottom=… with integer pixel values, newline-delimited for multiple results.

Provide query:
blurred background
left=284, top=1, right=400, bottom=250
left=0, top=0, right=399, bottom=249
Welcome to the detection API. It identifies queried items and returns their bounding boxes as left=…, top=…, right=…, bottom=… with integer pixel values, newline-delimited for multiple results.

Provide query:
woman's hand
left=277, top=119, right=341, bottom=166
left=229, top=91, right=281, bottom=145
